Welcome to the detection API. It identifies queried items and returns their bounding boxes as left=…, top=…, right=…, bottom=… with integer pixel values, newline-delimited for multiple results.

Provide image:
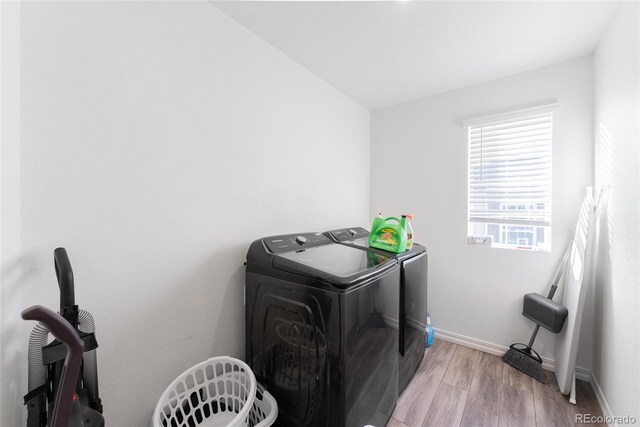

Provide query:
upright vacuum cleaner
left=23, top=248, right=105, bottom=427
left=22, top=305, right=85, bottom=427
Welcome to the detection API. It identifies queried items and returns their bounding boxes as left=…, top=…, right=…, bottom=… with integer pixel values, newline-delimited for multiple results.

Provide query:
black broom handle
left=528, top=325, right=541, bottom=347
left=528, top=243, right=572, bottom=347
left=547, top=243, right=571, bottom=300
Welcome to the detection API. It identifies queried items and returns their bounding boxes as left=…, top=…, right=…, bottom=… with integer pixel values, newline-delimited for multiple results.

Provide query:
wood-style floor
left=387, top=339, right=604, bottom=427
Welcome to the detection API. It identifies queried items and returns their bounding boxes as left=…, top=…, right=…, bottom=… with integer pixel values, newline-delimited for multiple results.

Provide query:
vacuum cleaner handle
left=22, top=305, right=83, bottom=427
left=54, top=248, right=75, bottom=309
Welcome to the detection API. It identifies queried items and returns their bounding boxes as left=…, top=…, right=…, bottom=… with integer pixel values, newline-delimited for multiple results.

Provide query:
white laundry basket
left=248, top=384, right=278, bottom=427
left=153, top=357, right=257, bottom=427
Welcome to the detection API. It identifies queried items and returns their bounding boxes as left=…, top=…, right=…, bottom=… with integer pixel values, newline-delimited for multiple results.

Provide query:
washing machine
left=324, top=227, right=428, bottom=395
left=245, top=232, right=400, bottom=427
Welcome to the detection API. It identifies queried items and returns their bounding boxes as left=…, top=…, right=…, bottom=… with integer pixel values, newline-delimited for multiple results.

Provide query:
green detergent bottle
left=369, top=215, right=409, bottom=253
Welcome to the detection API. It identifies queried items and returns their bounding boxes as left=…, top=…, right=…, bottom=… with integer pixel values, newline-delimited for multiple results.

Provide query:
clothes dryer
left=324, top=227, right=428, bottom=394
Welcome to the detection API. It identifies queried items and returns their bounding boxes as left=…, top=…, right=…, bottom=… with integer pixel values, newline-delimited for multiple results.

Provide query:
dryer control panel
left=263, top=232, right=331, bottom=254
left=327, top=227, right=369, bottom=242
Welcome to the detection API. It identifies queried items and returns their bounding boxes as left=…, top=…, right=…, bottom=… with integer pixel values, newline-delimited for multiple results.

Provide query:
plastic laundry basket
left=153, top=356, right=256, bottom=427
left=248, top=384, right=278, bottom=427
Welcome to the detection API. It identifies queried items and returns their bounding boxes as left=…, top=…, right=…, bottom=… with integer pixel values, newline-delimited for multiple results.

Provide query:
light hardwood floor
left=388, top=339, right=604, bottom=427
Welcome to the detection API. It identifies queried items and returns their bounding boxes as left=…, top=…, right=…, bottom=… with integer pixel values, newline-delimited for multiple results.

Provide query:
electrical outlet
left=468, top=236, right=493, bottom=247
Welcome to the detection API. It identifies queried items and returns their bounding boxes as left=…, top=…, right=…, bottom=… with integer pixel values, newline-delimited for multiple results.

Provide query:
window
left=466, top=104, right=557, bottom=251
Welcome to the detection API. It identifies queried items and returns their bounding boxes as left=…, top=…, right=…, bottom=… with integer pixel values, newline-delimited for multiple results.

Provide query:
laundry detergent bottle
left=369, top=215, right=408, bottom=253
left=404, top=214, right=414, bottom=249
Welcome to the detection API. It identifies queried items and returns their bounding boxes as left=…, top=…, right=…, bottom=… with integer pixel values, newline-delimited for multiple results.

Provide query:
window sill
left=468, top=242, right=551, bottom=253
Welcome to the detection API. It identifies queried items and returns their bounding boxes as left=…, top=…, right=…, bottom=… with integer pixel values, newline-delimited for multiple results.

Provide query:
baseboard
left=575, top=366, right=592, bottom=383
left=590, top=372, right=615, bottom=427
left=434, top=327, right=591, bottom=382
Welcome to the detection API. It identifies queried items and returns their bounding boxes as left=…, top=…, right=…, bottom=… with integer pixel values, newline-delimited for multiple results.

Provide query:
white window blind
left=467, top=104, right=556, bottom=250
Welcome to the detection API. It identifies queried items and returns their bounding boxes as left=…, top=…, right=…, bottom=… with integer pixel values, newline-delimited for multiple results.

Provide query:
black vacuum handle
left=54, top=248, right=75, bottom=309
left=22, top=305, right=83, bottom=427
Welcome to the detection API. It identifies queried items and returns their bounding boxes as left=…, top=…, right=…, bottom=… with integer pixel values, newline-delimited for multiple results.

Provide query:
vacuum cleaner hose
left=27, top=322, right=49, bottom=391
left=78, top=309, right=95, bottom=333
left=27, top=309, right=97, bottom=392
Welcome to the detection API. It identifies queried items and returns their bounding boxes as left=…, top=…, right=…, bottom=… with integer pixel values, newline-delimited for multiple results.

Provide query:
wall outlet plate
left=468, top=236, right=493, bottom=246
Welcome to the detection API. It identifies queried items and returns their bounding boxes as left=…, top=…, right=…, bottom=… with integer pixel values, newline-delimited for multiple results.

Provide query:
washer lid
left=347, top=238, right=427, bottom=260
left=273, top=243, right=396, bottom=286
left=325, top=227, right=427, bottom=261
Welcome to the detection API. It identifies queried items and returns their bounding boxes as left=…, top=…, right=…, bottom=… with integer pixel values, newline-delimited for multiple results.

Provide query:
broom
left=502, top=246, right=570, bottom=383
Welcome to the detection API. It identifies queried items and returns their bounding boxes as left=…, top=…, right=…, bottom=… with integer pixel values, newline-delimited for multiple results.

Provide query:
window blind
left=468, top=110, right=553, bottom=229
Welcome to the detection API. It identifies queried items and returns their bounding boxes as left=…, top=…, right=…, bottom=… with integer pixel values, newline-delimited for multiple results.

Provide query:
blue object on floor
left=425, top=314, right=434, bottom=347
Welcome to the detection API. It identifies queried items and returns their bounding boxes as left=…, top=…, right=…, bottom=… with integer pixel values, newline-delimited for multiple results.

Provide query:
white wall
left=592, top=1, right=640, bottom=422
left=371, top=57, right=594, bottom=367
left=1, top=1, right=25, bottom=422
left=0, top=2, right=370, bottom=425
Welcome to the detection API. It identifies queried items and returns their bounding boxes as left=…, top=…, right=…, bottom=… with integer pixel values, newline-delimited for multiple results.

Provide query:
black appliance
left=245, top=232, right=400, bottom=427
left=324, top=227, right=428, bottom=395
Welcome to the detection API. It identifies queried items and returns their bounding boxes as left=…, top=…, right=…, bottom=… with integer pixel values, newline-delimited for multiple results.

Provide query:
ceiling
left=213, top=1, right=618, bottom=111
